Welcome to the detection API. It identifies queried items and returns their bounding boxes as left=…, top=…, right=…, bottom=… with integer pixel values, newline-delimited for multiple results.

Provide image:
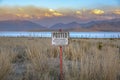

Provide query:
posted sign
left=52, top=32, right=69, bottom=46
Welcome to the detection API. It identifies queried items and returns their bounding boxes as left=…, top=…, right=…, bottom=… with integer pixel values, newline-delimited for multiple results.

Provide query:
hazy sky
left=0, top=0, right=120, bottom=26
left=0, top=0, right=120, bottom=9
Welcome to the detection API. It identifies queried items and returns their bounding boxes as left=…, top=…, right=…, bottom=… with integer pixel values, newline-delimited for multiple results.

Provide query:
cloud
left=76, top=11, right=82, bottom=15
left=0, top=6, right=65, bottom=20
left=91, top=9, right=104, bottom=15
left=113, top=9, right=120, bottom=15
left=0, top=6, right=119, bottom=21
left=48, top=9, right=63, bottom=17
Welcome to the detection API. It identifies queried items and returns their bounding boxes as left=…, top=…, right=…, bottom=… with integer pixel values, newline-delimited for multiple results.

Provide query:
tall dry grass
left=0, top=38, right=119, bottom=80
left=24, top=38, right=120, bottom=80
left=0, top=48, right=13, bottom=80
left=61, top=39, right=120, bottom=80
left=24, top=38, right=59, bottom=80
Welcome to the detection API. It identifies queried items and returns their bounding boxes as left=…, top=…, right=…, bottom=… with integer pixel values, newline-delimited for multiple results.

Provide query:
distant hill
left=87, top=19, right=120, bottom=31
left=0, top=20, right=46, bottom=31
left=49, top=18, right=120, bottom=31
left=0, top=18, right=120, bottom=31
left=50, top=22, right=80, bottom=30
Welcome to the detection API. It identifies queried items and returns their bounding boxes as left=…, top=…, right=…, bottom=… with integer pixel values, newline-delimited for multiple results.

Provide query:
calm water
left=0, top=32, right=120, bottom=38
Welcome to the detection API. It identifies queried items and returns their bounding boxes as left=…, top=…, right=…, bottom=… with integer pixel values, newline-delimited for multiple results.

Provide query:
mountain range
left=0, top=20, right=45, bottom=31
left=50, top=18, right=120, bottom=31
left=0, top=18, right=120, bottom=31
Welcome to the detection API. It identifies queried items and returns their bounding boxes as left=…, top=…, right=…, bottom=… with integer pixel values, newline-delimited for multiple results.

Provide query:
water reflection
left=0, top=32, right=120, bottom=38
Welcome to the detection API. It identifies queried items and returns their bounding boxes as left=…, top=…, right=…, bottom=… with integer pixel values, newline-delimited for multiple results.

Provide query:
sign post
left=60, top=45, right=63, bottom=80
left=52, top=30, right=69, bottom=80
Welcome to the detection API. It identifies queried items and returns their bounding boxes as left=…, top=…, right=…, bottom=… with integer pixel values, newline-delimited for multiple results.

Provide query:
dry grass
left=0, top=37, right=120, bottom=80
left=0, top=48, right=13, bottom=80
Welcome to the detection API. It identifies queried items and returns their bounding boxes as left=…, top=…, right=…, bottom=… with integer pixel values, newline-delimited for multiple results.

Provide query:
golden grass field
left=0, top=37, right=120, bottom=80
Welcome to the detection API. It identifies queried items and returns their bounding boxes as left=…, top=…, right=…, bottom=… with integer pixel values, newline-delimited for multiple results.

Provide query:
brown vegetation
left=0, top=37, right=120, bottom=80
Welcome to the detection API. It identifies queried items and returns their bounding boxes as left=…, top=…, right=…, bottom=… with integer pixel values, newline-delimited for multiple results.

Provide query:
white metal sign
left=52, top=32, right=69, bottom=46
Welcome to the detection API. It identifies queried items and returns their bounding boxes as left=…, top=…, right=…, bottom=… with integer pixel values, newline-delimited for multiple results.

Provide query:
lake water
left=0, top=32, right=120, bottom=38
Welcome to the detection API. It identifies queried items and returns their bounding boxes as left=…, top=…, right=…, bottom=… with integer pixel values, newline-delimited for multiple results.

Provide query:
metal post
left=60, top=46, right=63, bottom=80
left=59, top=29, right=63, bottom=80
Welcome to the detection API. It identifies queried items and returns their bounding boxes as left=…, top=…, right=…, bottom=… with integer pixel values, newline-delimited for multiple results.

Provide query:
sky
left=0, top=0, right=120, bottom=9
left=0, top=0, right=120, bottom=26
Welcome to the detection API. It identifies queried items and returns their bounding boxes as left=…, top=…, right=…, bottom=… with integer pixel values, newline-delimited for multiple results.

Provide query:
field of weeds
left=0, top=37, right=120, bottom=80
